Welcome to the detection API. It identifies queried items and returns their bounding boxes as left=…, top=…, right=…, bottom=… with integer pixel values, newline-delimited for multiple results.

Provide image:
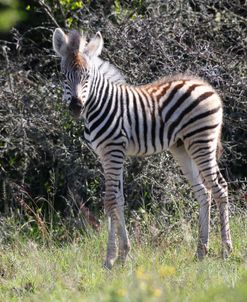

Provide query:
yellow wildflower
left=158, top=265, right=176, bottom=278
left=135, top=266, right=150, bottom=280
left=116, top=288, right=127, bottom=297
left=139, top=281, right=147, bottom=291
left=152, top=287, right=162, bottom=297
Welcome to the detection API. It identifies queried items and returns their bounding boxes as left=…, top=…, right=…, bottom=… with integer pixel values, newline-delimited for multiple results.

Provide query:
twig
left=37, top=0, right=60, bottom=28
left=79, top=202, right=100, bottom=232
left=15, top=195, right=49, bottom=240
left=2, top=46, right=14, bottom=94
left=54, top=0, right=66, bottom=24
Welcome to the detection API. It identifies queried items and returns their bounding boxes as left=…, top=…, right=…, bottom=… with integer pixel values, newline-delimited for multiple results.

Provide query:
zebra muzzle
left=69, top=97, right=83, bottom=118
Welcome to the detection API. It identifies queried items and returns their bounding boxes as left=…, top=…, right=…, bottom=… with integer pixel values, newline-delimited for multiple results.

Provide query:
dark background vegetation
left=0, top=0, right=246, bottom=239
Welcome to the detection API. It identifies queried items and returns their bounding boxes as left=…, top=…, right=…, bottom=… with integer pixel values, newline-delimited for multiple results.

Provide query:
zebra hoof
left=103, top=258, right=115, bottom=270
left=116, top=255, right=128, bottom=267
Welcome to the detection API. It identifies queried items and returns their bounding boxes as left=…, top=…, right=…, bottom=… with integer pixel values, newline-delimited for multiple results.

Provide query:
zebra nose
left=69, top=97, right=82, bottom=117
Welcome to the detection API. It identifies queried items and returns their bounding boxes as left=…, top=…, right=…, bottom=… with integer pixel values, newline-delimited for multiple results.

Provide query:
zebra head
left=53, top=28, right=103, bottom=118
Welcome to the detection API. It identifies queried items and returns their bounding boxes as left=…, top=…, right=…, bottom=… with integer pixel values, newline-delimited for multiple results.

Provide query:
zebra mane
left=93, top=57, right=126, bottom=84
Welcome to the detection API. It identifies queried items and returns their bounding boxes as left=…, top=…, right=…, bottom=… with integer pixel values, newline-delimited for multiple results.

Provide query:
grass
left=0, top=215, right=246, bottom=301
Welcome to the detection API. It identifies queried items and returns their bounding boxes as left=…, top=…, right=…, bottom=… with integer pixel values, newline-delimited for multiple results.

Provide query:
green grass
left=0, top=216, right=247, bottom=301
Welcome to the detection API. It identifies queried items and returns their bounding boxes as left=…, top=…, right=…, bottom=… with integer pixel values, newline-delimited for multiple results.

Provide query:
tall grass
left=0, top=213, right=246, bottom=302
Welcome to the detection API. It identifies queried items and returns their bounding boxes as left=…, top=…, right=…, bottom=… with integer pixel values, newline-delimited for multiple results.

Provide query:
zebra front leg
left=116, top=169, right=130, bottom=265
left=104, top=213, right=118, bottom=269
left=116, top=204, right=130, bottom=265
left=104, top=193, right=130, bottom=269
left=102, top=155, right=130, bottom=269
left=103, top=182, right=119, bottom=270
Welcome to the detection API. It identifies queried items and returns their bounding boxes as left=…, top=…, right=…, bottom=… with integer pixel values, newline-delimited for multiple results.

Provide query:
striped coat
left=53, top=29, right=232, bottom=269
left=85, top=76, right=222, bottom=157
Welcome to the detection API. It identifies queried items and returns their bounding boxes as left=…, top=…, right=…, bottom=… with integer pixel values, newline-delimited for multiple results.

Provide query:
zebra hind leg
left=210, top=169, right=232, bottom=258
left=170, top=143, right=212, bottom=259
left=190, top=149, right=232, bottom=259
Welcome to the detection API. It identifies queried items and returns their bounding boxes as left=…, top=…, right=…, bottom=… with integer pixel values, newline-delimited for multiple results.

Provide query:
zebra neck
left=83, top=75, right=126, bottom=151
left=85, top=73, right=114, bottom=117
left=92, top=57, right=126, bottom=84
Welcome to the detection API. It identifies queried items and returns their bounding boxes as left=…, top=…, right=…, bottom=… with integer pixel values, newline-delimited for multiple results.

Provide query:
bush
left=0, top=0, right=246, bottom=235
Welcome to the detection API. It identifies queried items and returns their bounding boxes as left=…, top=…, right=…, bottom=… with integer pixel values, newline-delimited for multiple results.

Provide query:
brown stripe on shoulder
left=154, top=82, right=173, bottom=99
left=145, top=87, right=159, bottom=94
left=141, top=81, right=174, bottom=100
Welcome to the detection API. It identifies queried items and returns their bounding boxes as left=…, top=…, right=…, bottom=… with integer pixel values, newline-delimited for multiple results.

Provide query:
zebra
left=52, top=28, right=232, bottom=269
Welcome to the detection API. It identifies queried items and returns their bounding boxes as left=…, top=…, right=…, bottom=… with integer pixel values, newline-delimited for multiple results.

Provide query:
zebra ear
left=85, top=32, right=103, bottom=58
left=53, top=28, right=68, bottom=57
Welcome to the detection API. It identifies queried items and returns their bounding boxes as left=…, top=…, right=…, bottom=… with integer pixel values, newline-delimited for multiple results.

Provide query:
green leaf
left=71, top=1, right=83, bottom=10
left=66, top=16, right=73, bottom=28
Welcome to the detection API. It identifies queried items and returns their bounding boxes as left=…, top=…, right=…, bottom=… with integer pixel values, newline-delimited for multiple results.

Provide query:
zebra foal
left=53, top=28, right=232, bottom=269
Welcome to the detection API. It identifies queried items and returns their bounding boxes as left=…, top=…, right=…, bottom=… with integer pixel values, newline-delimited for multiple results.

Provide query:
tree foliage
left=0, top=0, right=24, bottom=32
